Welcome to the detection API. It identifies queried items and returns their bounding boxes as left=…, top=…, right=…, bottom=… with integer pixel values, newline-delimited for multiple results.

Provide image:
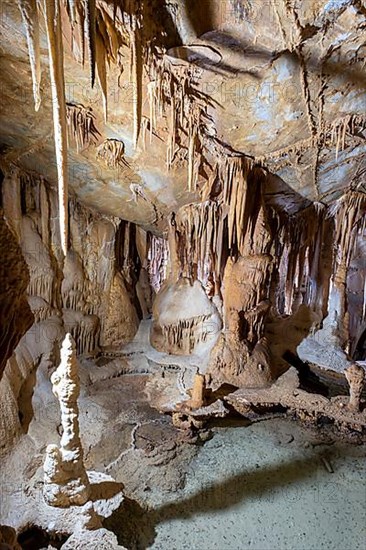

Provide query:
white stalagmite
left=44, top=0, right=69, bottom=256
left=18, top=0, right=41, bottom=111
left=43, top=333, right=90, bottom=507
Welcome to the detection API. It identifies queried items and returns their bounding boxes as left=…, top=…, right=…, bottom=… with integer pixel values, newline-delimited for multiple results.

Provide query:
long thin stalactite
left=18, top=0, right=41, bottom=111
left=44, top=0, right=69, bottom=256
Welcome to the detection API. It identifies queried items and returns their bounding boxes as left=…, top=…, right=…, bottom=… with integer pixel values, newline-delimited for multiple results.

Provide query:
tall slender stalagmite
left=18, top=0, right=41, bottom=111
left=43, top=334, right=90, bottom=506
left=44, top=0, right=69, bottom=255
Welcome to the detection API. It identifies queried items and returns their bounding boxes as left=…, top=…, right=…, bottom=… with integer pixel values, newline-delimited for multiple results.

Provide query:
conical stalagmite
left=43, top=333, right=90, bottom=507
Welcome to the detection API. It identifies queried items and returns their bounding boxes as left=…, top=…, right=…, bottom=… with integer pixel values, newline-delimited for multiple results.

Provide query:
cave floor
left=128, top=418, right=366, bottom=550
left=101, top=410, right=366, bottom=550
left=0, top=331, right=365, bottom=550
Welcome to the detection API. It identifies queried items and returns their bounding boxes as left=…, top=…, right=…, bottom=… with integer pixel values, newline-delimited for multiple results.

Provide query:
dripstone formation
left=0, top=0, right=365, bottom=548
left=43, top=334, right=90, bottom=507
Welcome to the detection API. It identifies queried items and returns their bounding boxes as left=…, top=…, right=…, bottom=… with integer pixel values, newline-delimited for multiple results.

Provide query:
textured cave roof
left=0, top=0, right=365, bottom=231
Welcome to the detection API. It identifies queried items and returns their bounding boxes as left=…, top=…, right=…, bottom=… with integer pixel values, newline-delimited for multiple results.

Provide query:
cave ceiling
left=0, top=0, right=365, bottom=233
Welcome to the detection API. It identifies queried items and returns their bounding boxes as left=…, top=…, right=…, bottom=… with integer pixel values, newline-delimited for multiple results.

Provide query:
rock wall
left=0, top=209, right=33, bottom=381
left=2, top=164, right=140, bottom=354
left=0, top=163, right=142, bottom=451
left=150, top=161, right=365, bottom=380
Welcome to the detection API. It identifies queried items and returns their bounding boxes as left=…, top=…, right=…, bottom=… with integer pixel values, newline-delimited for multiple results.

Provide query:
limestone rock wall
left=150, top=162, right=365, bottom=380
left=1, top=164, right=140, bottom=356
left=0, top=210, right=33, bottom=381
left=0, top=163, right=142, bottom=451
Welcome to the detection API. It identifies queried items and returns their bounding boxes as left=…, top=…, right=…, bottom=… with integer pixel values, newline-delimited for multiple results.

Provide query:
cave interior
left=0, top=1, right=365, bottom=549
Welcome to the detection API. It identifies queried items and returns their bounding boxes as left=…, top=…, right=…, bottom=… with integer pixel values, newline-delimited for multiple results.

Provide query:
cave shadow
left=282, top=351, right=330, bottom=397
left=167, top=46, right=263, bottom=78
left=167, top=30, right=275, bottom=78
left=264, top=173, right=312, bottom=214
left=18, top=356, right=42, bottom=434
left=17, top=525, right=67, bottom=550
left=201, top=30, right=278, bottom=58
left=184, top=0, right=217, bottom=39
left=89, top=480, right=124, bottom=502
left=105, top=449, right=332, bottom=550
left=205, top=29, right=366, bottom=88
left=265, top=304, right=322, bottom=378
left=353, top=325, right=366, bottom=361
left=164, top=15, right=366, bottom=89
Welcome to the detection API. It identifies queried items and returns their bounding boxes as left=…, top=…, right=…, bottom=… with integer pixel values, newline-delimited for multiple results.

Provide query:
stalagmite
left=18, top=0, right=41, bottom=111
left=43, top=334, right=90, bottom=507
left=44, top=0, right=69, bottom=256
left=345, top=364, right=365, bottom=413
left=188, top=374, right=206, bottom=409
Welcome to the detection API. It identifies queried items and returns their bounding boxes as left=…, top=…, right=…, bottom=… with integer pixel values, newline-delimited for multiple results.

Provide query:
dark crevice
left=17, top=526, right=68, bottom=550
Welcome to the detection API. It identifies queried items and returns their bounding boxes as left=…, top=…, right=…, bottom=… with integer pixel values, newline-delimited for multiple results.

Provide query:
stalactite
left=130, top=14, right=142, bottom=149
left=20, top=0, right=162, bottom=181
left=28, top=297, right=52, bottom=323
left=147, top=234, right=169, bottom=292
left=40, top=178, right=50, bottom=248
left=146, top=57, right=212, bottom=191
left=274, top=203, right=326, bottom=315
left=161, top=314, right=211, bottom=353
left=85, top=0, right=96, bottom=88
left=18, top=0, right=41, bottom=111
left=75, top=1, right=86, bottom=65
left=328, top=193, right=366, bottom=345
left=65, top=0, right=78, bottom=26
left=66, top=103, right=101, bottom=152
left=66, top=314, right=100, bottom=355
left=95, top=29, right=108, bottom=122
left=44, top=0, right=69, bottom=256
left=27, top=273, right=54, bottom=305
left=2, top=166, right=22, bottom=240
left=62, top=250, right=85, bottom=310
left=173, top=156, right=261, bottom=287
left=329, top=114, right=366, bottom=160
left=331, top=192, right=366, bottom=268
left=96, top=138, right=128, bottom=168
